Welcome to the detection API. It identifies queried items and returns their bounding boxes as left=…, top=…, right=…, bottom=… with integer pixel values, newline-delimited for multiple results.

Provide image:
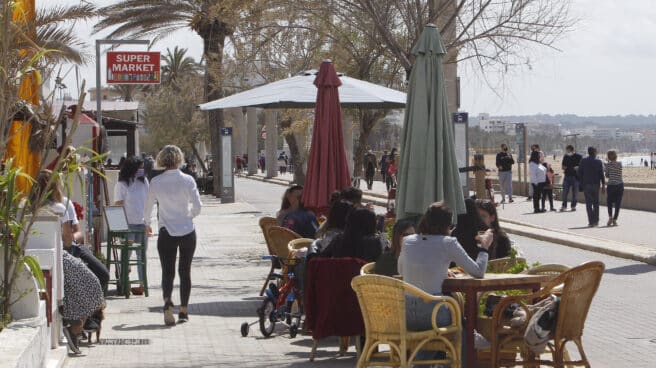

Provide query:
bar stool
left=103, top=206, right=148, bottom=298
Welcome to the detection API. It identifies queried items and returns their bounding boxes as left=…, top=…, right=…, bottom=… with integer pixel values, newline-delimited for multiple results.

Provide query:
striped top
left=604, top=161, right=623, bottom=185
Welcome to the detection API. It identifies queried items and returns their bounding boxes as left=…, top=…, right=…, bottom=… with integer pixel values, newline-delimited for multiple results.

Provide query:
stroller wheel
left=259, top=299, right=276, bottom=337
left=289, top=323, right=298, bottom=338
left=240, top=322, right=250, bottom=337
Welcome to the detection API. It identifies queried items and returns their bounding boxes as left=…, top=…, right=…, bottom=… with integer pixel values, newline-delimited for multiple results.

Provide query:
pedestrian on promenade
left=542, top=163, right=556, bottom=211
left=364, top=149, right=377, bottom=190
left=560, top=145, right=582, bottom=212
left=144, top=145, right=203, bottom=326
left=604, top=150, right=624, bottom=226
left=258, top=154, right=265, bottom=173
left=475, top=199, right=512, bottom=260
left=527, top=144, right=541, bottom=201
left=380, top=150, right=389, bottom=184
left=495, top=143, right=515, bottom=203
left=529, top=150, right=546, bottom=213
left=578, top=146, right=605, bottom=227
left=114, top=156, right=150, bottom=294
left=386, top=156, right=397, bottom=192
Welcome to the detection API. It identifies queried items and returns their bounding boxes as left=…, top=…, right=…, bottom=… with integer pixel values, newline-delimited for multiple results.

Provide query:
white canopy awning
left=199, top=70, right=406, bottom=110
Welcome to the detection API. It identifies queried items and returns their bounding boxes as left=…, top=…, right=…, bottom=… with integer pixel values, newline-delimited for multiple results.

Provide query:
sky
left=55, top=0, right=656, bottom=117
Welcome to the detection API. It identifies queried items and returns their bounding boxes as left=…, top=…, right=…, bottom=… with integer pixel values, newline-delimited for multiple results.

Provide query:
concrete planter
left=0, top=301, right=48, bottom=368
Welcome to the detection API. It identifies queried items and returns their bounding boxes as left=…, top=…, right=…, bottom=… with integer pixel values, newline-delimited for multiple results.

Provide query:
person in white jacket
left=144, top=145, right=202, bottom=326
left=529, top=150, right=547, bottom=213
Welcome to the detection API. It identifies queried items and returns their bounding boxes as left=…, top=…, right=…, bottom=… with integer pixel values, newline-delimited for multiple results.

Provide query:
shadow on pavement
left=112, top=323, right=173, bottom=331
left=605, top=264, right=656, bottom=275
left=146, top=300, right=260, bottom=318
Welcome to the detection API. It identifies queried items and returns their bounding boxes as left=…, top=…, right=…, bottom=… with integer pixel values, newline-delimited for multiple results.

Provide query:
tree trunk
left=280, top=118, right=305, bottom=185
left=353, top=110, right=385, bottom=178
left=200, top=21, right=231, bottom=197
left=191, top=143, right=208, bottom=173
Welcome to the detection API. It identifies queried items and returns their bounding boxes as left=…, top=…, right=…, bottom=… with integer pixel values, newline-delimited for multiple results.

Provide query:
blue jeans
left=406, top=295, right=457, bottom=368
left=606, top=183, right=624, bottom=220
left=498, top=171, right=513, bottom=201
left=583, top=184, right=600, bottom=225
left=127, top=224, right=147, bottom=282
left=561, top=176, right=579, bottom=209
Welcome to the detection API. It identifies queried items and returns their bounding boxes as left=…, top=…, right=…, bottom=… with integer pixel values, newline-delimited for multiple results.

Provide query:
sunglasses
left=401, top=232, right=414, bottom=237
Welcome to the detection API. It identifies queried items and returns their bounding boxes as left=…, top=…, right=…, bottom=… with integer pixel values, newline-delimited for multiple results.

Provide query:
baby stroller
left=241, top=238, right=312, bottom=338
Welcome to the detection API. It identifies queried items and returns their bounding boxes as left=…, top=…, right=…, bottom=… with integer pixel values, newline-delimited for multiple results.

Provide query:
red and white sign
left=107, top=51, right=160, bottom=84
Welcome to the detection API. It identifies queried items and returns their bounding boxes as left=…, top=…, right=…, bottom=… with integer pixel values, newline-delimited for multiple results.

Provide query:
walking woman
left=144, top=145, right=202, bottom=326
left=529, top=150, right=547, bottom=213
left=605, top=150, right=624, bottom=226
left=114, top=156, right=149, bottom=294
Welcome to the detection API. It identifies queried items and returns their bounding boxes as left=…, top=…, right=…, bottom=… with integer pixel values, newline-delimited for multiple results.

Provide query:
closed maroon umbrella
left=302, top=61, right=351, bottom=213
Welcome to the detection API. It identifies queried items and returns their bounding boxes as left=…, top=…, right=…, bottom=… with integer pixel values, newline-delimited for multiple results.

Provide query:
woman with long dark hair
left=327, top=207, right=383, bottom=262
left=475, top=199, right=511, bottom=260
left=451, top=198, right=487, bottom=260
left=144, top=145, right=203, bottom=326
left=375, top=219, right=415, bottom=276
left=114, top=156, right=149, bottom=293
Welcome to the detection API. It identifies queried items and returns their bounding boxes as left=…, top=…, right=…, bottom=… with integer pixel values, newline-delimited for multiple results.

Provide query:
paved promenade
left=62, top=178, right=656, bottom=368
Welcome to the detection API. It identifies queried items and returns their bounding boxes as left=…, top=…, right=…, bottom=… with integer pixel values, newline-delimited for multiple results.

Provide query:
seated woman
left=375, top=219, right=415, bottom=276
left=476, top=199, right=512, bottom=260
left=323, top=207, right=383, bottom=262
left=32, top=170, right=105, bottom=354
left=398, top=202, right=492, bottom=366
left=314, top=200, right=353, bottom=253
left=451, top=197, right=488, bottom=260
left=276, top=184, right=319, bottom=238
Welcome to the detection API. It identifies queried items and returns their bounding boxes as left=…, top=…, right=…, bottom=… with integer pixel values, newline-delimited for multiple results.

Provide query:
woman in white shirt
left=114, top=156, right=149, bottom=293
left=144, top=145, right=202, bottom=326
left=529, top=150, right=547, bottom=213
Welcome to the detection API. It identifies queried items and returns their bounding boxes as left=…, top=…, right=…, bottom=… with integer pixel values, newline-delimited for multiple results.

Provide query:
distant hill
left=470, top=114, right=656, bottom=129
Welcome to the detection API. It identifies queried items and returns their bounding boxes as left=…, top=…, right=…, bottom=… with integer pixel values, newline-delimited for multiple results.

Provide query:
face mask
left=136, top=168, right=145, bottom=177
left=566, top=152, right=573, bottom=156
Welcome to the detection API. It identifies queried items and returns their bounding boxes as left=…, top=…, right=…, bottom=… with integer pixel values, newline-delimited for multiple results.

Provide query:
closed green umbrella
left=396, top=24, right=465, bottom=221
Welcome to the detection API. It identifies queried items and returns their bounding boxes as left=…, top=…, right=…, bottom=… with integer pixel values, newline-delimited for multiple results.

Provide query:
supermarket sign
left=107, top=51, right=160, bottom=84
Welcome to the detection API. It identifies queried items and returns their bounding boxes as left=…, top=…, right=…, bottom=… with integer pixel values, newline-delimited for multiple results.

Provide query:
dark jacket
left=496, top=152, right=515, bottom=172
left=578, top=156, right=605, bottom=186
left=561, top=153, right=582, bottom=177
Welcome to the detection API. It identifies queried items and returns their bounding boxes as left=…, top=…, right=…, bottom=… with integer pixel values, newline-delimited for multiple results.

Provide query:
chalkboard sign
left=104, top=206, right=129, bottom=231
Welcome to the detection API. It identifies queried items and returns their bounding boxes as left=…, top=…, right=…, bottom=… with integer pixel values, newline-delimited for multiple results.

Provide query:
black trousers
left=157, top=228, right=197, bottom=306
left=365, top=171, right=374, bottom=189
left=68, top=244, right=110, bottom=291
left=542, top=188, right=554, bottom=210
left=606, top=183, right=624, bottom=220
left=531, top=183, right=544, bottom=211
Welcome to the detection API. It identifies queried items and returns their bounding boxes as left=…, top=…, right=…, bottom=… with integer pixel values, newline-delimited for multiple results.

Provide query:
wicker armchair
left=525, top=264, right=571, bottom=276
left=266, top=226, right=301, bottom=261
left=489, top=261, right=604, bottom=368
left=360, top=262, right=376, bottom=275
left=288, top=238, right=314, bottom=252
left=351, top=275, right=462, bottom=368
left=258, top=217, right=279, bottom=295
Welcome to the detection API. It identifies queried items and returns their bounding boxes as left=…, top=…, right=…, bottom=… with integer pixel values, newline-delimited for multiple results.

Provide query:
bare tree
left=326, top=0, right=574, bottom=83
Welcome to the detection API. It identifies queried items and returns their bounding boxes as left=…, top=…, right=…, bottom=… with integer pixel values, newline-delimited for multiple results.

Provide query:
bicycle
left=241, top=254, right=304, bottom=338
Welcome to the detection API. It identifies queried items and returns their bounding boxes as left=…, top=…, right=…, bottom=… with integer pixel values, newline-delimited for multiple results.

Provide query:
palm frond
left=36, top=23, right=89, bottom=64
left=34, top=3, right=97, bottom=28
left=94, top=0, right=199, bottom=39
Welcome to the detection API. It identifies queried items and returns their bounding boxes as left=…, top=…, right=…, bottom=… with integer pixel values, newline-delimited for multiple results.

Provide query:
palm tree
left=94, top=1, right=245, bottom=196
left=161, top=46, right=199, bottom=87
